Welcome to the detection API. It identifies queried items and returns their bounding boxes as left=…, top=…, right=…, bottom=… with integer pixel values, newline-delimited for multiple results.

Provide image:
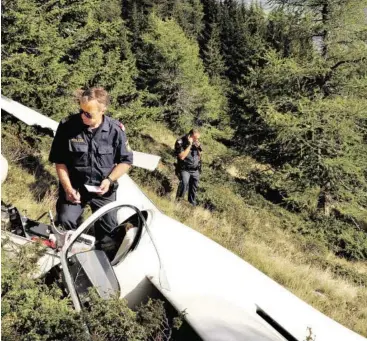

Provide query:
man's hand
left=56, top=164, right=80, bottom=203
left=98, top=179, right=111, bottom=195
left=193, top=140, right=201, bottom=148
left=188, top=136, right=194, bottom=144
left=65, top=188, right=81, bottom=204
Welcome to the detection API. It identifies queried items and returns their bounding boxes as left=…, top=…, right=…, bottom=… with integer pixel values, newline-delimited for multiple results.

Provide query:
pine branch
left=320, top=57, right=367, bottom=92
left=330, top=58, right=366, bottom=71
left=350, top=217, right=362, bottom=231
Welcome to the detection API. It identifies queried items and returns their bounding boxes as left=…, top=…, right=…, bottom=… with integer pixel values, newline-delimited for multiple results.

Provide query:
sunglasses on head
left=80, top=109, right=92, bottom=119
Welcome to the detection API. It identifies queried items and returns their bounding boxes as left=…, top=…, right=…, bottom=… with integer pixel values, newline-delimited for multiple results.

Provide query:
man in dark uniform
left=175, top=128, right=202, bottom=206
left=49, top=87, right=133, bottom=246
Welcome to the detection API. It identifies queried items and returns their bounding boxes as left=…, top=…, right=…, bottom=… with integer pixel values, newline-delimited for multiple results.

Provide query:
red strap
left=31, top=237, right=56, bottom=249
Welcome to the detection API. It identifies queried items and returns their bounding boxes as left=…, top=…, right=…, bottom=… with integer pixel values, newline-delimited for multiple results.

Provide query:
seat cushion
left=111, top=227, right=138, bottom=265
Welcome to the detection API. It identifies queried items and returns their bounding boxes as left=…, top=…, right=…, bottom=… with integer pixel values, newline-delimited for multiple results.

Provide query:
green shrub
left=1, top=240, right=174, bottom=341
left=298, top=218, right=367, bottom=261
left=1, top=240, right=87, bottom=341
left=83, top=291, right=169, bottom=341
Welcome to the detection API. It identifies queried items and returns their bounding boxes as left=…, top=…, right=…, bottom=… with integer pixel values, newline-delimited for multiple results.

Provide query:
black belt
left=180, top=166, right=198, bottom=171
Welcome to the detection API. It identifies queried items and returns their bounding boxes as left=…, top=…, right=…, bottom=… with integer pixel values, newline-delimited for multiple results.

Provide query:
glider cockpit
left=2, top=202, right=152, bottom=304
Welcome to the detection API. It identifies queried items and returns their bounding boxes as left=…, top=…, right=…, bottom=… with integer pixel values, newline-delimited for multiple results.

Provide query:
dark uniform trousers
left=56, top=187, right=117, bottom=248
left=176, top=169, right=200, bottom=206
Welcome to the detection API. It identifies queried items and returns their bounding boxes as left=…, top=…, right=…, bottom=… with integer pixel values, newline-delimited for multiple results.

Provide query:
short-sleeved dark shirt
left=174, top=135, right=202, bottom=171
left=49, top=113, right=133, bottom=188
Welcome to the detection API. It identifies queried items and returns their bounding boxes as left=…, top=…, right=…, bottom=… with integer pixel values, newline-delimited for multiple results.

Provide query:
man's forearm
left=178, top=144, right=192, bottom=160
left=108, top=163, right=131, bottom=182
left=55, top=164, right=73, bottom=192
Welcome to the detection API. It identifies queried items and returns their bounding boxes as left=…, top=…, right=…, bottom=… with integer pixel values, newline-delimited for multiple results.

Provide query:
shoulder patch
left=177, top=139, right=183, bottom=144
left=110, top=117, right=126, bottom=131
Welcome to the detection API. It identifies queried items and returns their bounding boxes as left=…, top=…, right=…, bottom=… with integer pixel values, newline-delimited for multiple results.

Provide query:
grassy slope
left=1, top=121, right=366, bottom=336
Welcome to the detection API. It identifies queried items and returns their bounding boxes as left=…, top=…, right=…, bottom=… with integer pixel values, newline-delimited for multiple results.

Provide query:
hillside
left=2, top=0, right=367, bottom=338
left=1, top=119, right=366, bottom=336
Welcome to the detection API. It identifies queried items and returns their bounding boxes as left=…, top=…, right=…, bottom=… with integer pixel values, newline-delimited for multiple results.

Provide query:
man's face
left=192, top=132, right=200, bottom=142
left=80, top=99, right=105, bottom=126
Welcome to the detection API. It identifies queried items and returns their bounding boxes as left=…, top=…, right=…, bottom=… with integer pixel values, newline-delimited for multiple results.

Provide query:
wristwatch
left=105, top=176, right=119, bottom=192
left=105, top=176, right=114, bottom=185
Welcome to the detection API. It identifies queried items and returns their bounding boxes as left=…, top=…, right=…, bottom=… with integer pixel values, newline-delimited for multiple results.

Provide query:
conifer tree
left=122, top=0, right=151, bottom=52
left=202, top=23, right=226, bottom=80
left=219, top=0, right=243, bottom=83
left=218, top=1, right=269, bottom=141
left=200, top=0, right=226, bottom=79
left=243, top=0, right=367, bottom=219
left=140, top=14, right=228, bottom=134
left=265, top=9, right=314, bottom=59
left=170, top=0, right=204, bottom=39
left=218, top=1, right=267, bottom=84
left=58, top=0, right=137, bottom=110
left=2, top=0, right=155, bottom=133
left=2, top=0, right=70, bottom=116
left=127, top=0, right=204, bottom=40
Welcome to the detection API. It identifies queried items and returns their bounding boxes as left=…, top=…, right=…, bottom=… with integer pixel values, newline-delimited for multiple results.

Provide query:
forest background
left=1, top=0, right=367, bottom=339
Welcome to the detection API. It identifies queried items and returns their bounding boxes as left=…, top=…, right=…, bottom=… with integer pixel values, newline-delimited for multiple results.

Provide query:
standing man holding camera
left=49, top=87, right=133, bottom=247
left=175, top=128, right=202, bottom=206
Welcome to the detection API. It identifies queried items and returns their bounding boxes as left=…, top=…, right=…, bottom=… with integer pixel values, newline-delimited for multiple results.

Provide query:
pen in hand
left=66, top=188, right=81, bottom=203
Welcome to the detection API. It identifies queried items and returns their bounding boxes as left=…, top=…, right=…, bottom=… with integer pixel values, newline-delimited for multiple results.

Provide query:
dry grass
left=141, top=123, right=177, bottom=149
left=1, top=162, right=58, bottom=222
left=226, top=156, right=273, bottom=179
left=142, top=187, right=367, bottom=337
left=1, top=124, right=58, bottom=222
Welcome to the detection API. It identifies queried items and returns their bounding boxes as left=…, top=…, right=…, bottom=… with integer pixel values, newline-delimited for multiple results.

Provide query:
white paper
left=132, top=151, right=161, bottom=171
left=84, top=184, right=103, bottom=193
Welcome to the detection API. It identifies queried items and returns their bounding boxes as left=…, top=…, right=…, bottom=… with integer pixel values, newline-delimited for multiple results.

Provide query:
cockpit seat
left=111, top=226, right=138, bottom=266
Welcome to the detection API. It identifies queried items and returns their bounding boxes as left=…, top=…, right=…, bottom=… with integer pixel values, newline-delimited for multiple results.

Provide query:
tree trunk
left=324, top=190, right=332, bottom=217
left=321, top=2, right=329, bottom=59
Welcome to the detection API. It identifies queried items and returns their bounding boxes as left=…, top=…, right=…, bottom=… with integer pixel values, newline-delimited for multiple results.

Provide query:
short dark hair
left=188, top=128, right=200, bottom=136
